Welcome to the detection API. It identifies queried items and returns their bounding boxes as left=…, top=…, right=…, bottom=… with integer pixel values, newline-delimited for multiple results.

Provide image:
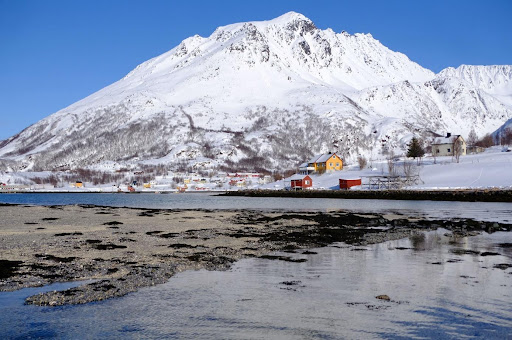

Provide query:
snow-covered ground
left=1, top=147, right=511, bottom=192
left=261, top=146, right=512, bottom=190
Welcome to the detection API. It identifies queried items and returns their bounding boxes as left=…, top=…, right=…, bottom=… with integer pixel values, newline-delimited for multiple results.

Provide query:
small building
left=289, top=174, right=313, bottom=190
left=432, top=133, right=466, bottom=157
left=299, top=152, right=343, bottom=174
left=467, top=145, right=485, bottom=154
left=75, top=181, right=83, bottom=188
left=339, top=178, right=362, bottom=190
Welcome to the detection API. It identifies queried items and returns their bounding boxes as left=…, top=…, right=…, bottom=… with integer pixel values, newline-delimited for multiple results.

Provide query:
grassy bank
left=221, top=189, right=512, bottom=202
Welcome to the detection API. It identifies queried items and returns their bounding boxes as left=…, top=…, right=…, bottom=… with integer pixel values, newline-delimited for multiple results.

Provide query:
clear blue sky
left=1, top=0, right=511, bottom=140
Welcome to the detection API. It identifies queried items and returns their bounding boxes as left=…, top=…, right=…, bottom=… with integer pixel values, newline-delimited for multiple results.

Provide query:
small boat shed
left=339, top=178, right=361, bottom=190
left=289, top=174, right=313, bottom=190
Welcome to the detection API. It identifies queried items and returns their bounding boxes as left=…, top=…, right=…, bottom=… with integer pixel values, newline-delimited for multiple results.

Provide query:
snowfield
left=261, top=147, right=512, bottom=191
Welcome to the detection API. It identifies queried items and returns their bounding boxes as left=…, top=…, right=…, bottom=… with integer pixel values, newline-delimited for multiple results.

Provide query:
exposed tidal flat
left=1, top=195, right=512, bottom=338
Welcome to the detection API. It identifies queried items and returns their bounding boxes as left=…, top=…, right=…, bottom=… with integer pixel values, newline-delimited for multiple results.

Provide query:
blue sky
left=1, top=0, right=511, bottom=140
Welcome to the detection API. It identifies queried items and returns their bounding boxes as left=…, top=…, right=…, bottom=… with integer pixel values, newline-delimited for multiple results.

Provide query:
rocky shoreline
left=1, top=204, right=511, bottom=306
left=222, top=189, right=512, bottom=202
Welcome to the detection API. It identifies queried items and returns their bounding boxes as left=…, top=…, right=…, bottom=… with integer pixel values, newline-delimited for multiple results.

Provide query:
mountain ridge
left=0, top=12, right=511, bottom=172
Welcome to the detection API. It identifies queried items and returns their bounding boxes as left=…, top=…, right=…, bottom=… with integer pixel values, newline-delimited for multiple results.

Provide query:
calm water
left=1, top=230, right=511, bottom=339
left=1, top=192, right=512, bottom=223
left=1, top=193, right=512, bottom=338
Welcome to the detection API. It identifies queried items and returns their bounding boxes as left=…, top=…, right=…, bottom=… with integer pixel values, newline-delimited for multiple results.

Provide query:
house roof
left=316, top=153, right=337, bottom=163
left=299, top=162, right=308, bottom=168
left=289, top=174, right=311, bottom=181
left=432, top=135, right=463, bottom=145
left=307, top=154, right=323, bottom=164
left=308, top=153, right=339, bottom=164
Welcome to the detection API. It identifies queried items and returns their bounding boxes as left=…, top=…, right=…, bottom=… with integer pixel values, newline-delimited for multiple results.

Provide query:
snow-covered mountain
left=0, top=12, right=511, bottom=172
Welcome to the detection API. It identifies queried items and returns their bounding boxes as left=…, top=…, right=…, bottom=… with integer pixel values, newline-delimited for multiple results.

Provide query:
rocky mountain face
left=1, top=12, right=511, bottom=172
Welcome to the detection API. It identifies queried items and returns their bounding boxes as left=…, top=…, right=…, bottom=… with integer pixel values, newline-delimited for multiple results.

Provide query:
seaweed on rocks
left=0, top=260, right=23, bottom=279
left=55, top=232, right=83, bottom=236
left=103, top=221, right=124, bottom=226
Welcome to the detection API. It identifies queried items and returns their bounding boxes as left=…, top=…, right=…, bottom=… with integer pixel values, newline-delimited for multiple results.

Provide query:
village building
left=339, top=178, right=362, bottom=190
left=288, top=174, right=313, bottom=190
left=299, top=153, right=343, bottom=174
left=432, top=133, right=467, bottom=157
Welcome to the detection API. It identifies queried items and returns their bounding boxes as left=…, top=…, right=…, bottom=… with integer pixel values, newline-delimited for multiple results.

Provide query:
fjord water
left=1, top=193, right=511, bottom=338
left=1, top=192, right=512, bottom=223
left=1, top=230, right=511, bottom=339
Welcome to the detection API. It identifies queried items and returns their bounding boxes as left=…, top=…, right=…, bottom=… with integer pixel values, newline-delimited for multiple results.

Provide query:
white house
left=432, top=133, right=467, bottom=157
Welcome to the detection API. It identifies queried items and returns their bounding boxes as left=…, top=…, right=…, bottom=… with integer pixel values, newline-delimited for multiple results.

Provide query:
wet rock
left=91, top=243, right=127, bottom=250
left=0, top=260, right=23, bottom=279
left=376, top=295, right=391, bottom=301
left=450, top=249, right=480, bottom=256
left=480, top=252, right=501, bottom=256
left=494, top=263, right=512, bottom=270
left=259, top=255, right=307, bottom=263
left=280, top=280, right=301, bottom=286
left=103, top=221, right=124, bottom=225
left=55, top=232, right=83, bottom=237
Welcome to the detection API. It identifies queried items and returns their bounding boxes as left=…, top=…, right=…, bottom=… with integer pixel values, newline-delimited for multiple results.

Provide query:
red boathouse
left=339, top=178, right=362, bottom=190
left=290, top=174, right=313, bottom=190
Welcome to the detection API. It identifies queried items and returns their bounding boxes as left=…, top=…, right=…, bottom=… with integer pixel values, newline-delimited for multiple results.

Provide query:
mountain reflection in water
left=1, top=229, right=511, bottom=339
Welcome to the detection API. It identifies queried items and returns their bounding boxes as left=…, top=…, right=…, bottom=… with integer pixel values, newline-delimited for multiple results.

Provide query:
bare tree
left=430, top=138, right=439, bottom=164
left=452, top=136, right=463, bottom=163
left=357, top=156, right=368, bottom=170
left=467, top=128, right=478, bottom=148
left=387, top=151, right=396, bottom=176
left=500, top=127, right=512, bottom=146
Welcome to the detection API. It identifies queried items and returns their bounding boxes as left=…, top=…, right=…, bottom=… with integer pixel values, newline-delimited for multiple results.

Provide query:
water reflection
left=1, top=231, right=511, bottom=339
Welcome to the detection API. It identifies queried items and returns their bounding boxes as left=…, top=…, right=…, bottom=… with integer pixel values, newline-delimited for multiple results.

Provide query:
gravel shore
left=1, top=204, right=510, bottom=306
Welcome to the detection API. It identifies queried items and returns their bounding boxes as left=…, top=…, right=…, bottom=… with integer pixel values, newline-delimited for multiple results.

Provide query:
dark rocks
left=55, top=232, right=83, bottom=236
left=90, top=243, right=127, bottom=250
left=0, top=260, right=23, bottom=279
left=450, top=249, right=480, bottom=256
left=259, top=255, right=307, bottom=263
left=222, top=189, right=512, bottom=203
left=103, top=221, right=123, bottom=225
left=376, top=295, right=391, bottom=301
left=480, top=252, right=501, bottom=256
left=494, top=263, right=512, bottom=270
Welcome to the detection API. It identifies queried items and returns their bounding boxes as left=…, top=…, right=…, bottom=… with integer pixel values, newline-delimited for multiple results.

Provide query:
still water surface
left=1, top=230, right=511, bottom=339
left=1, top=192, right=512, bottom=223
left=1, top=193, right=512, bottom=338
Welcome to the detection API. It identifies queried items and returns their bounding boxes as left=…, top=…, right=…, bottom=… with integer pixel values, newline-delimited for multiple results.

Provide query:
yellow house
left=299, top=153, right=343, bottom=174
left=75, top=181, right=83, bottom=188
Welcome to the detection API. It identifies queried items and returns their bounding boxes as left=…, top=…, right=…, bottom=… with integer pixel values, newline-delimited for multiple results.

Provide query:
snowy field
left=1, top=147, right=511, bottom=192
left=264, top=146, right=512, bottom=191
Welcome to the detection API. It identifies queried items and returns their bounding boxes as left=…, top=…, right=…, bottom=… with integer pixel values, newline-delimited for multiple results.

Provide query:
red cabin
left=290, top=175, right=313, bottom=190
left=339, top=178, right=361, bottom=190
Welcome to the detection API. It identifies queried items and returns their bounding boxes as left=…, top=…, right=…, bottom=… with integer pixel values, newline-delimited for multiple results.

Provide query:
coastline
left=222, top=189, right=512, bottom=202
left=1, top=204, right=511, bottom=306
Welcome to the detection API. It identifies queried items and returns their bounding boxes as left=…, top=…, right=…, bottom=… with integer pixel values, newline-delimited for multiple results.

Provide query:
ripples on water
left=1, top=230, right=511, bottom=339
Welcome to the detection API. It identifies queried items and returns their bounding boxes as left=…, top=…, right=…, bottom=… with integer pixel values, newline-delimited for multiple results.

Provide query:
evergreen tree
left=407, top=137, right=425, bottom=159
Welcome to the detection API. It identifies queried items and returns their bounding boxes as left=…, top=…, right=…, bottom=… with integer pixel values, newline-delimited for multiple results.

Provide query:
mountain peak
left=269, top=11, right=312, bottom=25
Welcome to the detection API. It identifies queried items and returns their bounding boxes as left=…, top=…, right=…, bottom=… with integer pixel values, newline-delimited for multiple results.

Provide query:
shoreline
left=1, top=204, right=511, bottom=306
left=222, top=189, right=512, bottom=202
